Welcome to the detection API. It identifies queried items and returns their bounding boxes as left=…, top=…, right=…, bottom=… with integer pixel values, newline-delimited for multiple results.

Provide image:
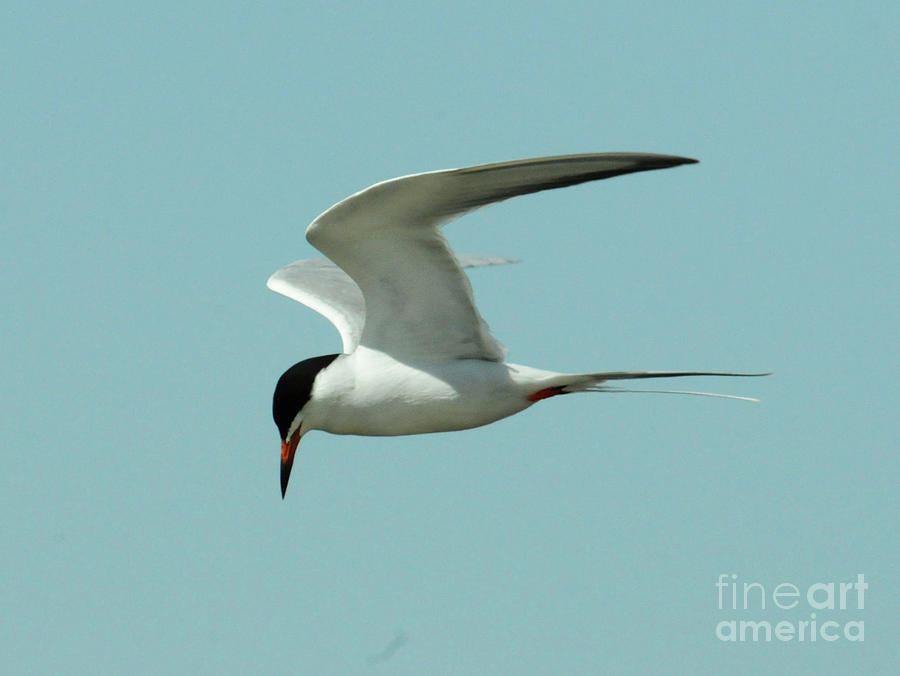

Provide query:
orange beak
left=280, top=429, right=302, bottom=499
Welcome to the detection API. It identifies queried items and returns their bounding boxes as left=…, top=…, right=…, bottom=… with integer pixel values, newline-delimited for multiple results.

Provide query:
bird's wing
left=305, top=153, right=697, bottom=361
left=266, top=258, right=363, bottom=354
left=267, top=255, right=519, bottom=354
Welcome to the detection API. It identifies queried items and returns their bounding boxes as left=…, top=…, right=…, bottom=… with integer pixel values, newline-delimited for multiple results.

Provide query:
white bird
left=268, top=153, right=766, bottom=497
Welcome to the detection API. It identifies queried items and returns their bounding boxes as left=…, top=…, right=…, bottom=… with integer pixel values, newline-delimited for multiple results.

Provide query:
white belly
left=302, top=348, right=559, bottom=436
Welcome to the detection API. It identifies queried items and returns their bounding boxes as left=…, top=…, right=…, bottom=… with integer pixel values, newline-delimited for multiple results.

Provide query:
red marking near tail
left=527, top=386, right=566, bottom=402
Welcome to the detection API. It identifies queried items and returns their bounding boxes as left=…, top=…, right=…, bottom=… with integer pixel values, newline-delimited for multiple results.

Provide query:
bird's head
left=272, top=353, right=340, bottom=498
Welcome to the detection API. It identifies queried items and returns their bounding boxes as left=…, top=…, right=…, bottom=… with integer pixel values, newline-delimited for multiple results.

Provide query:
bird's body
left=268, top=152, right=767, bottom=497
left=302, top=348, right=563, bottom=436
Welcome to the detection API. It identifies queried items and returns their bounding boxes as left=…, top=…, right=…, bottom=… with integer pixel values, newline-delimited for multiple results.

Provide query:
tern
left=268, top=153, right=766, bottom=497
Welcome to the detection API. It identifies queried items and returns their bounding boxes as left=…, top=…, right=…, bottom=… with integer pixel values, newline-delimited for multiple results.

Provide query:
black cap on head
left=272, top=353, right=340, bottom=440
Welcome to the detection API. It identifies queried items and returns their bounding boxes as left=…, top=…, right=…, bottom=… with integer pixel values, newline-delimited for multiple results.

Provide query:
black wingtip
left=654, top=155, right=699, bottom=168
left=643, top=155, right=699, bottom=170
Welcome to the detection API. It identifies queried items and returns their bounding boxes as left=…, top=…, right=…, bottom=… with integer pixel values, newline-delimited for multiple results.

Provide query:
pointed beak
left=280, top=429, right=302, bottom=499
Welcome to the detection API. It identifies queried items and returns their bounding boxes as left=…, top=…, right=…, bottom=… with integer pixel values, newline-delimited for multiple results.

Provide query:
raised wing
left=267, top=258, right=363, bottom=353
left=267, top=255, right=518, bottom=354
left=305, top=153, right=697, bottom=362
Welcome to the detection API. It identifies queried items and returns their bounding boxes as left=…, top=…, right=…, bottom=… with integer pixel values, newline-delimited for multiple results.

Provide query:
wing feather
left=267, top=256, right=518, bottom=354
left=301, top=153, right=696, bottom=361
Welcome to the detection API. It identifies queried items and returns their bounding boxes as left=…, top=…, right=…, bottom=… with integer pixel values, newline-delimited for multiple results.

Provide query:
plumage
left=269, top=153, right=767, bottom=497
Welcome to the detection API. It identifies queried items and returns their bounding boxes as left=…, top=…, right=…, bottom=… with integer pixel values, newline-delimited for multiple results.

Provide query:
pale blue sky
left=2, top=2, right=897, bottom=674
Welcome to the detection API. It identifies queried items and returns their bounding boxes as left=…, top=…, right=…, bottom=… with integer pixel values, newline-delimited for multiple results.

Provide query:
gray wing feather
left=305, top=153, right=696, bottom=361
left=266, top=256, right=518, bottom=353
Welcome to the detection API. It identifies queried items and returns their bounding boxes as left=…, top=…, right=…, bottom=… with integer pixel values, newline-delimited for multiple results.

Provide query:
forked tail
left=558, top=371, right=771, bottom=402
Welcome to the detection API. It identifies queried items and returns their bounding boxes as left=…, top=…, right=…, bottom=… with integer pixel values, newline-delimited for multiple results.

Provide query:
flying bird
left=268, top=153, right=766, bottom=497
